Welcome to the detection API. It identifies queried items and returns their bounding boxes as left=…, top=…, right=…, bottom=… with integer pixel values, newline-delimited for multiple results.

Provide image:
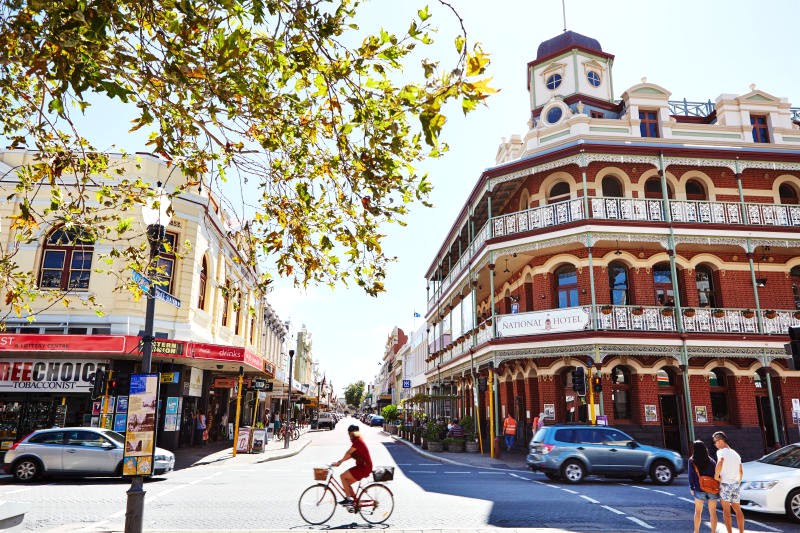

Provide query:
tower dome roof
left=536, top=30, right=603, bottom=60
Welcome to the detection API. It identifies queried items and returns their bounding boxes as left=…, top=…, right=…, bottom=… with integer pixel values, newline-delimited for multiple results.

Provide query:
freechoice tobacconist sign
left=0, top=359, right=110, bottom=392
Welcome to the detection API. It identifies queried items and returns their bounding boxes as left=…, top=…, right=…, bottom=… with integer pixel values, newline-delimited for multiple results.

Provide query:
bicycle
left=298, top=465, right=394, bottom=525
left=274, top=423, right=300, bottom=441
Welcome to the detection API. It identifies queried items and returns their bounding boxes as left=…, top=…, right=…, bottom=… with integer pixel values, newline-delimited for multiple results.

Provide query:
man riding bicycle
left=331, top=424, right=372, bottom=507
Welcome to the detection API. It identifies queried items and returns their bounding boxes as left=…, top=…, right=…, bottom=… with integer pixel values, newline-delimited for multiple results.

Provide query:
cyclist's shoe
left=338, top=497, right=354, bottom=507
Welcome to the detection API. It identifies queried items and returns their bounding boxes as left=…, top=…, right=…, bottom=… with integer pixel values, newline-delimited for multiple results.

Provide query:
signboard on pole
left=122, top=374, right=159, bottom=476
left=402, top=380, right=411, bottom=389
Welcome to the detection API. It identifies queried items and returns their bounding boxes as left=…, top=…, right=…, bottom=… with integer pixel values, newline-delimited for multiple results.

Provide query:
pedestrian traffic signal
left=107, top=376, right=118, bottom=396
left=591, top=375, right=602, bottom=394
left=788, top=326, right=800, bottom=370
left=572, top=367, right=586, bottom=396
left=91, top=369, right=106, bottom=400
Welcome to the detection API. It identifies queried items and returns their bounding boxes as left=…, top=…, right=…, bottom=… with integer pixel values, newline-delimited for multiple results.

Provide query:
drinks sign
left=496, top=308, right=590, bottom=338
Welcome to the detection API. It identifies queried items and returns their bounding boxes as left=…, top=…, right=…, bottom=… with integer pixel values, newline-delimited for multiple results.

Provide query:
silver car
left=3, top=427, right=175, bottom=482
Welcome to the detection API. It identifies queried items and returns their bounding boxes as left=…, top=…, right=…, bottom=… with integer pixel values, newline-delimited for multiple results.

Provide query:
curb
left=388, top=433, right=531, bottom=472
left=256, top=438, right=311, bottom=462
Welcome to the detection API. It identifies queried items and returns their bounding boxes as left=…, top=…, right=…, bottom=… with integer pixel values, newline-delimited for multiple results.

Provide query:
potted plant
left=794, top=311, right=800, bottom=320
left=460, top=415, right=479, bottom=452
left=764, top=309, right=778, bottom=319
left=444, top=437, right=465, bottom=452
left=712, top=308, right=726, bottom=318
left=424, top=420, right=444, bottom=452
left=741, top=309, right=755, bottom=319
left=661, top=307, right=674, bottom=317
left=600, top=304, right=613, bottom=315
left=631, top=306, right=644, bottom=316
left=682, top=308, right=695, bottom=317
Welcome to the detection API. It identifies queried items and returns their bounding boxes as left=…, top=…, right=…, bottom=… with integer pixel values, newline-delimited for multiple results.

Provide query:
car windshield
left=757, top=445, right=800, bottom=468
left=105, top=430, right=126, bottom=445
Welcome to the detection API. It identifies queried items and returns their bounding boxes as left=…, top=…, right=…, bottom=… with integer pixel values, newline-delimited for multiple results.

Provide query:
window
left=653, top=264, right=674, bottom=305
left=751, top=115, right=770, bottom=143
left=686, top=179, right=706, bottom=201
left=656, top=369, right=674, bottom=387
left=197, top=257, right=208, bottom=310
left=696, top=266, right=716, bottom=308
left=234, top=295, right=242, bottom=335
left=548, top=182, right=571, bottom=203
left=780, top=184, right=799, bottom=205
left=754, top=371, right=764, bottom=389
left=611, top=366, right=631, bottom=420
left=602, top=176, right=623, bottom=197
left=608, top=262, right=629, bottom=305
left=709, top=369, right=729, bottom=422
left=28, top=431, right=64, bottom=445
left=154, top=232, right=177, bottom=293
left=644, top=177, right=673, bottom=199
left=590, top=110, right=605, bottom=119
left=221, top=280, right=231, bottom=327
left=639, top=110, right=660, bottom=138
left=39, top=227, right=94, bottom=290
left=556, top=266, right=579, bottom=308
left=546, top=73, right=562, bottom=90
left=546, top=106, right=563, bottom=124
left=587, top=71, right=601, bottom=87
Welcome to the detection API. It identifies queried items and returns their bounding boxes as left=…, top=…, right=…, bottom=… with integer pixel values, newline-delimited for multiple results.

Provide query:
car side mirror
left=102, top=442, right=115, bottom=449
left=627, top=441, right=639, bottom=449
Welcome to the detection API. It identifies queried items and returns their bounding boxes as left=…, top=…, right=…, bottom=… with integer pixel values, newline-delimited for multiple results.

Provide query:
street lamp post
left=125, top=185, right=171, bottom=533
left=284, top=349, right=294, bottom=449
left=317, top=381, right=321, bottom=420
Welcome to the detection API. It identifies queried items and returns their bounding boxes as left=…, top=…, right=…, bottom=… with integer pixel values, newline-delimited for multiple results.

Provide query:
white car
left=740, top=443, right=800, bottom=522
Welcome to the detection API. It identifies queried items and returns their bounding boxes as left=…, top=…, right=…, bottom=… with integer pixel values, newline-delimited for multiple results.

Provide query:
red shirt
left=348, top=436, right=373, bottom=480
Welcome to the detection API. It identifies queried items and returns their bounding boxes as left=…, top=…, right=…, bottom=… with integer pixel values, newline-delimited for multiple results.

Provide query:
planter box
left=465, top=440, right=480, bottom=453
left=427, top=441, right=444, bottom=452
left=445, top=440, right=464, bottom=452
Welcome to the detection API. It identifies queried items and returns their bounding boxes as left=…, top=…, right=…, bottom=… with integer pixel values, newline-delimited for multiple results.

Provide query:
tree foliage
left=343, top=379, right=365, bottom=407
left=0, top=0, right=495, bottom=320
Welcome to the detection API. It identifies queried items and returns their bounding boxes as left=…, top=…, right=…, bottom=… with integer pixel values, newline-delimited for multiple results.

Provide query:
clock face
left=587, top=71, right=601, bottom=87
left=546, top=106, right=563, bottom=124
left=546, top=73, right=562, bottom=90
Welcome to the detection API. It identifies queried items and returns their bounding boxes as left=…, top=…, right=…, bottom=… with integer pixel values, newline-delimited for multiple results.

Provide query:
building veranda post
left=423, top=30, right=800, bottom=460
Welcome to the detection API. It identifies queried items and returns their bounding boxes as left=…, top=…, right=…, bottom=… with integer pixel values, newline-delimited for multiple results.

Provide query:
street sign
left=154, top=287, right=181, bottom=308
left=402, top=379, right=411, bottom=389
left=131, top=270, right=151, bottom=292
left=253, top=379, right=267, bottom=390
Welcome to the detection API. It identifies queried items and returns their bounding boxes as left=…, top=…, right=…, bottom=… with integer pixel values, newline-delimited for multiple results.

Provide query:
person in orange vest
left=502, top=413, right=518, bottom=451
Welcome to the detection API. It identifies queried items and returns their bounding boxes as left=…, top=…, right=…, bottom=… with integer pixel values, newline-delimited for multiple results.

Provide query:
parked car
left=526, top=424, right=684, bottom=485
left=314, top=412, right=335, bottom=430
left=740, top=443, right=800, bottom=522
left=369, top=415, right=385, bottom=427
left=3, top=427, right=175, bottom=482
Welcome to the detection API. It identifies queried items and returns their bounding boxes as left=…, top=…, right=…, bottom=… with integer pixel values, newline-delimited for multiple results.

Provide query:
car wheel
left=13, top=458, right=40, bottom=482
left=629, top=474, right=647, bottom=482
left=560, top=459, right=586, bottom=483
left=786, top=488, right=800, bottom=523
left=545, top=472, right=561, bottom=481
left=650, top=460, right=675, bottom=485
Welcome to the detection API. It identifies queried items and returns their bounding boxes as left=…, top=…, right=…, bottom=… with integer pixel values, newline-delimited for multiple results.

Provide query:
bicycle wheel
left=298, top=483, right=336, bottom=525
left=358, top=483, right=394, bottom=524
left=291, top=428, right=300, bottom=440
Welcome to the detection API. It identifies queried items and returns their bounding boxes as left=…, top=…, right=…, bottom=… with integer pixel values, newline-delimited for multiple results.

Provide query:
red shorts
left=348, top=465, right=371, bottom=481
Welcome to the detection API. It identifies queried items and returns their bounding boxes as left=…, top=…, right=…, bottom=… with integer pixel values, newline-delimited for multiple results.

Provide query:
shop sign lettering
left=0, top=359, right=110, bottom=392
left=496, top=308, right=590, bottom=337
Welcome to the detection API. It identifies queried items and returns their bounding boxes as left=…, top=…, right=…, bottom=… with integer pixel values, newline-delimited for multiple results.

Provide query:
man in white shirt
left=713, top=431, right=744, bottom=533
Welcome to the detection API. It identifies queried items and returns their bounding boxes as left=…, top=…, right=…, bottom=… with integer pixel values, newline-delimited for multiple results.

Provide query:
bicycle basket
left=313, top=468, right=328, bottom=481
left=372, top=467, right=394, bottom=482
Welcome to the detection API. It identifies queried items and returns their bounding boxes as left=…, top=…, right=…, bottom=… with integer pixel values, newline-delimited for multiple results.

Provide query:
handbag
left=693, top=464, right=720, bottom=494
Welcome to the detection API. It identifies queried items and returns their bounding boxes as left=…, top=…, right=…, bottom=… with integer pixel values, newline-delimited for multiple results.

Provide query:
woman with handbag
left=688, top=439, right=719, bottom=533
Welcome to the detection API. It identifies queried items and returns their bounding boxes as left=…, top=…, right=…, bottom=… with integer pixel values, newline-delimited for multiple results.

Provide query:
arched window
left=548, top=182, right=571, bottom=203
left=653, top=263, right=674, bottom=306
left=644, top=177, right=673, bottom=199
left=656, top=368, right=675, bottom=387
left=221, top=279, right=231, bottom=327
left=39, top=227, right=95, bottom=290
left=780, top=183, right=799, bottom=205
left=602, top=176, right=623, bottom=198
left=686, top=179, right=706, bottom=201
left=695, top=265, right=716, bottom=308
left=519, top=188, right=530, bottom=211
left=709, top=369, right=729, bottom=422
left=608, top=262, right=629, bottom=305
left=754, top=371, right=764, bottom=389
left=611, top=366, right=631, bottom=420
left=556, top=265, right=579, bottom=308
left=197, top=257, right=208, bottom=310
left=155, top=232, right=177, bottom=294
left=234, top=294, right=243, bottom=335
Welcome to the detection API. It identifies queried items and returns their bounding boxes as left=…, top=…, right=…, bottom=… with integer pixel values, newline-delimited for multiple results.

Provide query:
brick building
left=423, top=31, right=800, bottom=460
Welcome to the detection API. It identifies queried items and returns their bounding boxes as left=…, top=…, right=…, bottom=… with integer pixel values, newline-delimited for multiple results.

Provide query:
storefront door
left=756, top=395, right=786, bottom=452
left=659, top=395, right=682, bottom=452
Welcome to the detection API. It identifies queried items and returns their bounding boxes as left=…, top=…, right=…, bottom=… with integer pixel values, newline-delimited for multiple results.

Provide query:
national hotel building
left=424, top=31, right=800, bottom=459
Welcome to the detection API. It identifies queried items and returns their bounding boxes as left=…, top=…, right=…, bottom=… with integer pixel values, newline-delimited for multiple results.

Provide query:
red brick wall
left=688, top=375, right=712, bottom=428
left=729, top=376, right=759, bottom=426
left=633, top=374, right=661, bottom=426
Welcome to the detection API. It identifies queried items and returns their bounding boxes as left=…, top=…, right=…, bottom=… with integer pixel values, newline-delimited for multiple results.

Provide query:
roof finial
left=562, top=0, right=567, bottom=32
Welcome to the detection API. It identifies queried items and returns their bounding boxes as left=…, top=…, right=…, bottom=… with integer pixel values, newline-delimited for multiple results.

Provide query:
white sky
left=49, top=0, right=800, bottom=396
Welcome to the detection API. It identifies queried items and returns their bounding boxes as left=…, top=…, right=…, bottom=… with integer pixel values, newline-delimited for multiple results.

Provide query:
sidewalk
left=172, top=427, right=314, bottom=470
left=388, top=433, right=530, bottom=470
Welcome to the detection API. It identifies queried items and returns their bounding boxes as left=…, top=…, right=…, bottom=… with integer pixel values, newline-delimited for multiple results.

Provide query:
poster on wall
left=163, top=414, right=178, bottom=432
left=100, top=414, right=113, bottom=429
left=116, top=396, right=129, bottom=413
left=166, top=397, right=179, bottom=414
left=92, top=401, right=101, bottom=415
left=543, top=404, right=555, bottom=420
left=644, top=404, right=658, bottom=422
left=695, top=405, right=708, bottom=423
left=188, top=367, right=204, bottom=397
left=114, top=414, right=128, bottom=432
left=122, top=374, right=159, bottom=476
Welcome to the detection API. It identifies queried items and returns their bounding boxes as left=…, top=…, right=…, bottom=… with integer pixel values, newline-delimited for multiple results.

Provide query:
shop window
left=754, top=371, right=764, bottom=389
left=556, top=266, right=579, bottom=308
left=602, top=176, right=623, bottom=198
left=780, top=183, right=799, bottom=205
left=686, top=179, right=706, bottom=201
left=198, top=256, right=208, bottom=310
left=611, top=366, right=631, bottom=420
left=653, top=264, right=675, bottom=306
left=656, top=368, right=674, bottom=387
left=608, top=262, right=629, bottom=305
left=39, top=227, right=95, bottom=291
left=695, top=265, right=716, bottom=308
left=548, top=182, right=571, bottom=203
left=750, top=115, right=770, bottom=143
left=709, top=369, right=729, bottom=422
left=639, top=110, right=660, bottom=138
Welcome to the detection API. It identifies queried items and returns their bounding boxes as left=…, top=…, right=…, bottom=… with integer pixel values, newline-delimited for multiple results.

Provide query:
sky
left=45, top=0, right=800, bottom=397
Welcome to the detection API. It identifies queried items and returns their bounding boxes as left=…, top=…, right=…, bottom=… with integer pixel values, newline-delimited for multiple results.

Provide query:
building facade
left=424, top=31, right=800, bottom=460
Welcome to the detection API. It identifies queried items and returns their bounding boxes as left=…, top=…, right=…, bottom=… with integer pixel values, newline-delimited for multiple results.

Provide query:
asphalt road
left=0, top=420, right=795, bottom=532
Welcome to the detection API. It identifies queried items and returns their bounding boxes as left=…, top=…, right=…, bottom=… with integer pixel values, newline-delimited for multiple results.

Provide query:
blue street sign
left=402, top=380, right=411, bottom=389
left=131, top=269, right=151, bottom=292
left=155, top=287, right=181, bottom=308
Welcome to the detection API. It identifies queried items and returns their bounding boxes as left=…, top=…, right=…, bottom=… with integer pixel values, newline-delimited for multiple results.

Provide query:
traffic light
left=788, top=326, right=800, bottom=370
left=591, top=375, right=602, bottom=394
left=91, top=369, right=106, bottom=400
left=107, top=375, right=118, bottom=396
left=572, top=367, right=586, bottom=396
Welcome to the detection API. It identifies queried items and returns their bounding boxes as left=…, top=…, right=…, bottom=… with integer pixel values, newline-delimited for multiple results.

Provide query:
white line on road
left=652, top=489, right=674, bottom=496
left=744, top=519, right=782, bottom=532
left=407, top=470, right=437, bottom=474
left=580, top=495, right=600, bottom=504
left=630, top=485, right=651, bottom=491
left=678, top=497, right=694, bottom=503
left=508, top=473, right=530, bottom=480
left=443, top=471, right=471, bottom=474
left=477, top=471, right=506, bottom=474
left=601, top=505, right=625, bottom=515
left=626, top=516, right=655, bottom=529
left=560, top=488, right=579, bottom=494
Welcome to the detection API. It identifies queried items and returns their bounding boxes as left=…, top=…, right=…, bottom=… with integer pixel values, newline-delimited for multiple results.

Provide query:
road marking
left=626, top=516, right=655, bottom=529
left=630, top=485, right=651, bottom=491
left=601, top=505, right=625, bottom=515
left=477, top=471, right=505, bottom=474
left=444, top=471, right=471, bottom=474
left=744, top=519, right=781, bottom=532
left=652, top=489, right=674, bottom=496
left=580, top=495, right=599, bottom=504
left=508, top=473, right=529, bottom=480
left=407, top=470, right=437, bottom=474
left=678, top=497, right=694, bottom=503
left=561, top=488, right=579, bottom=494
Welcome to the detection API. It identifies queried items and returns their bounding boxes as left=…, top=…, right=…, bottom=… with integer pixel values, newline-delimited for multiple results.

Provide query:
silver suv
left=526, top=424, right=684, bottom=485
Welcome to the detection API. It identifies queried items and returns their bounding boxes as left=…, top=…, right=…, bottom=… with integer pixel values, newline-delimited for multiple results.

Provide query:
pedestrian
left=196, top=411, right=207, bottom=447
left=447, top=419, right=464, bottom=438
left=502, top=413, right=517, bottom=451
left=688, top=439, right=718, bottom=533
left=713, top=431, right=744, bottom=533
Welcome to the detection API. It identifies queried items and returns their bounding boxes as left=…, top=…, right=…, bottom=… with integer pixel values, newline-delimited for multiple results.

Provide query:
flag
left=413, top=311, right=421, bottom=318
